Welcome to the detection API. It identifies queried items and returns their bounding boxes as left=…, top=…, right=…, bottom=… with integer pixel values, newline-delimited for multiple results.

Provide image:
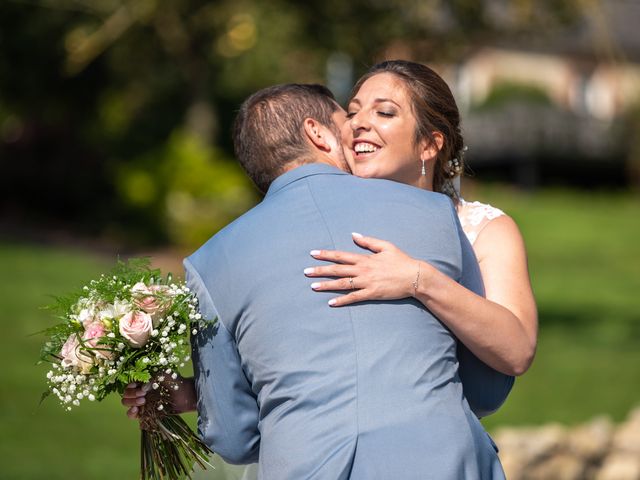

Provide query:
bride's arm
left=453, top=215, right=537, bottom=375
left=305, top=220, right=537, bottom=376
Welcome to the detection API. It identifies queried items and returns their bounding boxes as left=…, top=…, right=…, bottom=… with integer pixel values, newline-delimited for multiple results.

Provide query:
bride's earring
left=421, top=159, right=426, bottom=176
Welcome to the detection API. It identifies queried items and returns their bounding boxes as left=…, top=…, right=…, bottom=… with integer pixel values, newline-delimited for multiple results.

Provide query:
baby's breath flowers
left=39, top=258, right=213, bottom=480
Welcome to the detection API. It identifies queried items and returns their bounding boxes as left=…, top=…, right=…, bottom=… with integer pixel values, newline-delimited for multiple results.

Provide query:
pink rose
left=83, top=320, right=114, bottom=360
left=149, top=284, right=170, bottom=296
left=119, top=311, right=153, bottom=348
left=60, top=334, right=93, bottom=373
left=131, top=282, right=169, bottom=325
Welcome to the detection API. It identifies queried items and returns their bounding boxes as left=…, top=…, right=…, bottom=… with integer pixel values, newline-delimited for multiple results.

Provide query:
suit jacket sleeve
left=185, top=259, right=261, bottom=464
left=453, top=208, right=515, bottom=418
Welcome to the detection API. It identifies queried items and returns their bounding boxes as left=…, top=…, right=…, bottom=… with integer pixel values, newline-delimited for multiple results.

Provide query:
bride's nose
left=349, top=111, right=370, bottom=132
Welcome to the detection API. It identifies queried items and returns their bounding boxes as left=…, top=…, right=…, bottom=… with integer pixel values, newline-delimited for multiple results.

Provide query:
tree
left=0, top=0, right=584, bottom=246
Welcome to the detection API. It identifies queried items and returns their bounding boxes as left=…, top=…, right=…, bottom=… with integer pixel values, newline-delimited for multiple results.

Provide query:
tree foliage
left=0, top=0, right=584, bottom=247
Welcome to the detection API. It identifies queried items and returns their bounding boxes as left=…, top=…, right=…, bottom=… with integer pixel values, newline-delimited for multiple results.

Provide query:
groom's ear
left=303, top=118, right=332, bottom=152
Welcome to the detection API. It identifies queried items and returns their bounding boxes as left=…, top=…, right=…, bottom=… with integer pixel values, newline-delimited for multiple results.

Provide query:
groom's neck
left=281, top=157, right=349, bottom=175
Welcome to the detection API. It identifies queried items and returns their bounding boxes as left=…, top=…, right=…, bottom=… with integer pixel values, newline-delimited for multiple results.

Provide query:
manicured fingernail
left=311, top=282, right=321, bottom=289
left=352, top=232, right=363, bottom=238
left=142, top=383, right=152, bottom=393
left=304, top=268, right=315, bottom=275
left=136, top=397, right=146, bottom=405
left=310, top=250, right=321, bottom=256
left=328, top=299, right=337, bottom=306
left=131, top=406, right=138, bottom=414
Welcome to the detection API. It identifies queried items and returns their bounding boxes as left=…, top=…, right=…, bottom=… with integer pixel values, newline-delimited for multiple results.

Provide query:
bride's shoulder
left=456, top=198, right=509, bottom=245
left=456, top=198, right=506, bottom=225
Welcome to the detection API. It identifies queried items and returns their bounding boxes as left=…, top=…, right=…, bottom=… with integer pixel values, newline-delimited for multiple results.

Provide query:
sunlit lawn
left=0, top=245, right=241, bottom=479
left=2, top=186, right=639, bottom=478
left=473, top=186, right=640, bottom=430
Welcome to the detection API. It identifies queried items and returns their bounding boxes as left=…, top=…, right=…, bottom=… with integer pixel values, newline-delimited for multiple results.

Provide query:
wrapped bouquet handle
left=39, top=258, right=214, bottom=479
left=138, top=384, right=212, bottom=479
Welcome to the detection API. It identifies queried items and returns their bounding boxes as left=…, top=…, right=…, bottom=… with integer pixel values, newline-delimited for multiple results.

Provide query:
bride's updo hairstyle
left=350, top=60, right=465, bottom=199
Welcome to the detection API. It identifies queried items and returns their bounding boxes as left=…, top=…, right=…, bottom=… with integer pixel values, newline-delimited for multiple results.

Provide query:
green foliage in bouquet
left=38, top=257, right=215, bottom=479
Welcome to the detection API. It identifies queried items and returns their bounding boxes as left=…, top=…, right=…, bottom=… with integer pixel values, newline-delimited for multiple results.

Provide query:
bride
left=305, top=60, right=538, bottom=377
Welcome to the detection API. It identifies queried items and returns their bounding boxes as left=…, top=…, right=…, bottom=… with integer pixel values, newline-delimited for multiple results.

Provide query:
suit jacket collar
left=265, top=163, right=349, bottom=198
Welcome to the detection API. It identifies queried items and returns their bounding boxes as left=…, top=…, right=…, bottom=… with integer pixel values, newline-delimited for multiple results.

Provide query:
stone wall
left=493, top=407, right=640, bottom=479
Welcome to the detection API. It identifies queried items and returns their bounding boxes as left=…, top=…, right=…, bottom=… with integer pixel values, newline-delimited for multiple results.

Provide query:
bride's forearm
left=415, top=261, right=535, bottom=376
left=304, top=231, right=537, bottom=375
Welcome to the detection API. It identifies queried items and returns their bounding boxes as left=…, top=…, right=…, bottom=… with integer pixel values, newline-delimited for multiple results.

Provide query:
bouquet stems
left=139, top=390, right=213, bottom=480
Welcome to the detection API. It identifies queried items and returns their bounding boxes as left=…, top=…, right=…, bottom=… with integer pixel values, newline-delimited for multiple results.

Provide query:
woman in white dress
left=306, top=60, right=538, bottom=377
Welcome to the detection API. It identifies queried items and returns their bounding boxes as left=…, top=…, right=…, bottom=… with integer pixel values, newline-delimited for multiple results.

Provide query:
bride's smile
left=353, top=140, right=380, bottom=154
left=342, top=72, right=434, bottom=188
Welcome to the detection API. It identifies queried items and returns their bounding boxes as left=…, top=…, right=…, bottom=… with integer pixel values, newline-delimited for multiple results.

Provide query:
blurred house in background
left=2, top=0, right=637, bottom=249
left=437, top=0, right=640, bottom=188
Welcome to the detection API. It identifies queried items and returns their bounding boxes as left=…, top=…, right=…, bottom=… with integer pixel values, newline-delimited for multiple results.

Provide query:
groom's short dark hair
left=233, top=83, right=340, bottom=193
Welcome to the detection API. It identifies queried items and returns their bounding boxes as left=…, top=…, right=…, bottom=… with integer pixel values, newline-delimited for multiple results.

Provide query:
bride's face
left=342, top=73, right=425, bottom=187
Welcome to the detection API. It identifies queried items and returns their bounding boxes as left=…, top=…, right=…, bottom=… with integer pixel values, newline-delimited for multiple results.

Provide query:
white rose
left=119, top=311, right=153, bottom=348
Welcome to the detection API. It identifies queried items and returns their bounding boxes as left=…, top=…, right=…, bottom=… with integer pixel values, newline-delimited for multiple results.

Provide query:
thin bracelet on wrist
left=412, top=262, right=421, bottom=297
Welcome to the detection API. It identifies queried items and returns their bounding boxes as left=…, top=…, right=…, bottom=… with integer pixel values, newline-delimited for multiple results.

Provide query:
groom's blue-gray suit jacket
left=185, top=164, right=512, bottom=479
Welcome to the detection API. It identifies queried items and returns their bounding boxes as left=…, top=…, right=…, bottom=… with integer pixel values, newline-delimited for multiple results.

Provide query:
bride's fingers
left=352, top=233, right=394, bottom=253
left=311, top=277, right=358, bottom=292
left=328, top=290, right=371, bottom=307
left=304, top=264, right=357, bottom=278
left=309, top=249, right=364, bottom=264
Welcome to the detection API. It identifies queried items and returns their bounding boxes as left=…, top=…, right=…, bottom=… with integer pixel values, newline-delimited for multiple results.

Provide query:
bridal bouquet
left=39, top=258, right=213, bottom=479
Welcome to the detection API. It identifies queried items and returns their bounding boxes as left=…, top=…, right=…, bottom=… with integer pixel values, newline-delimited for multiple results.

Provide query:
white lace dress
left=456, top=198, right=505, bottom=246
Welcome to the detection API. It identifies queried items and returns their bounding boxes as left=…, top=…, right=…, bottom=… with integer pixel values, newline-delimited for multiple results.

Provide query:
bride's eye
left=346, top=111, right=357, bottom=119
left=378, top=111, right=395, bottom=117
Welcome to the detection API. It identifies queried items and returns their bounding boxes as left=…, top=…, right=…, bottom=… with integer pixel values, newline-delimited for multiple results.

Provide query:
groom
left=124, top=84, right=511, bottom=478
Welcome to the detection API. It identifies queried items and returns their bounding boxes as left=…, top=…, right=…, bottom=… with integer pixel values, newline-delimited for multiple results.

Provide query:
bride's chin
left=352, top=166, right=377, bottom=179
left=348, top=160, right=374, bottom=176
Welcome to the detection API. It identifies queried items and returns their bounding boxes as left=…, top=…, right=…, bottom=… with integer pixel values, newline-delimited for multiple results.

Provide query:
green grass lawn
left=2, top=187, right=639, bottom=477
left=0, top=244, right=243, bottom=479
left=473, top=186, right=640, bottom=430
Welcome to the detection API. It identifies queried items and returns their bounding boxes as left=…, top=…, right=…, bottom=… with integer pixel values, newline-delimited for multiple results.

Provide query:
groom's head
left=233, top=83, right=348, bottom=193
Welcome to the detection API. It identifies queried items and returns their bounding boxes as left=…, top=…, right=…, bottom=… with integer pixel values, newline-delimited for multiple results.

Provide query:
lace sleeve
left=456, top=199, right=505, bottom=245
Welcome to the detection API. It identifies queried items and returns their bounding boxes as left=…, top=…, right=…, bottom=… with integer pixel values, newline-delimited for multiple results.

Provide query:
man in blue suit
left=124, top=84, right=511, bottom=479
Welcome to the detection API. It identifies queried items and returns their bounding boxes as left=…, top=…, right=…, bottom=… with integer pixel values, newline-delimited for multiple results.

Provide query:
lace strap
left=456, top=199, right=505, bottom=245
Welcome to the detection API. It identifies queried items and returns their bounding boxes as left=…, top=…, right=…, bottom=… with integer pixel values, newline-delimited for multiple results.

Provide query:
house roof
left=487, top=0, right=640, bottom=64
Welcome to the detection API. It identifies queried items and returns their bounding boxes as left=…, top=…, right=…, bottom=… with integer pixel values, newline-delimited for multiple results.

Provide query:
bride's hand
left=305, top=233, right=421, bottom=307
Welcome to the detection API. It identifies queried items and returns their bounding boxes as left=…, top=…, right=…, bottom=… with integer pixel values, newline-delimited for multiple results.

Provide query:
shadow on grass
left=538, top=305, right=640, bottom=343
